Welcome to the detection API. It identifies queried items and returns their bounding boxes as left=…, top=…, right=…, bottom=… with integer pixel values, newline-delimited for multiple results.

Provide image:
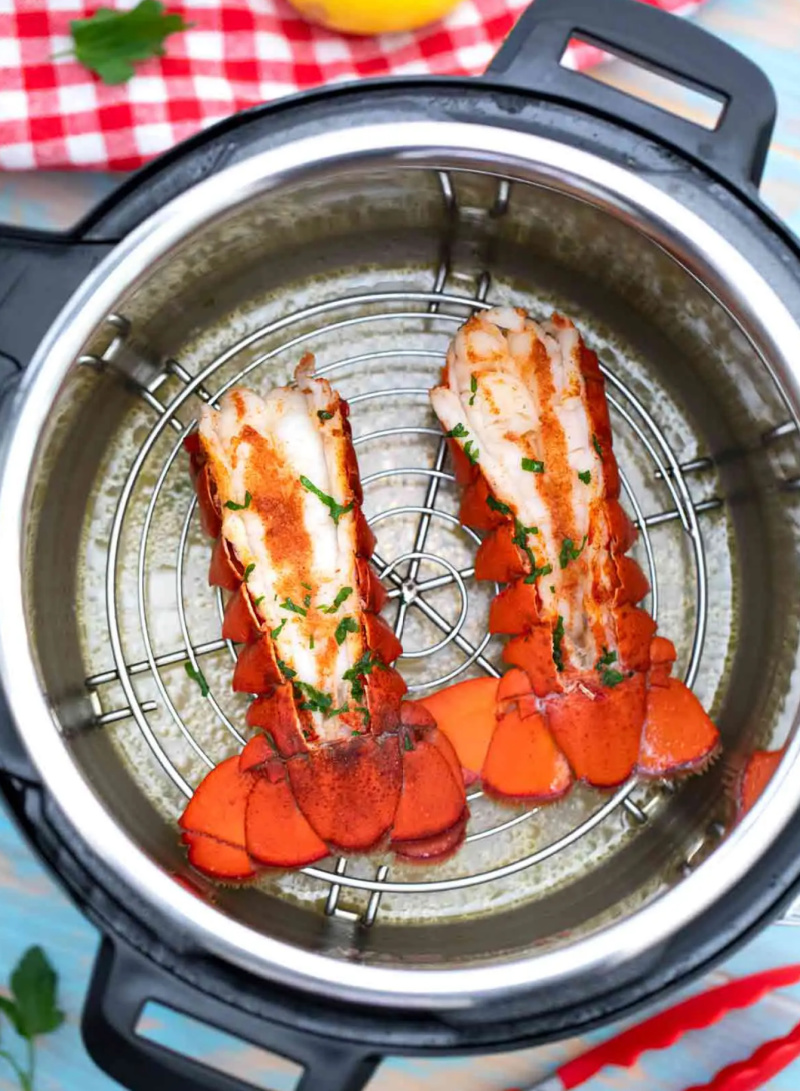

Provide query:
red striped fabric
left=0, top=0, right=705, bottom=171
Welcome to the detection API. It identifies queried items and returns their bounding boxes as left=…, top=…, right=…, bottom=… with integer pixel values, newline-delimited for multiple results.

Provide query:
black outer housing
left=0, top=2, right=797, bottom=1089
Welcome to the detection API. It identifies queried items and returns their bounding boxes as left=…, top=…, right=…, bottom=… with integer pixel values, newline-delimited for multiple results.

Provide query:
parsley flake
left=524, top=562, right=553, bottom=584
left=464, top=440, right=480, bottom=465
left=446, top=423, right=469, bottom=438
left=343, top=650, right=386, bottom=701
left=601, top=668, right=625, bottom=688
left=184, top=662, right=209, bottom=697
left=243, top=563, right=255, bottom=582
left=276, top=657, right=296, bottom=680
left=300, top=475, right=354, bottom=525
left=552, top=615, right=566, bottom=672
left=303, top=593, right=311, bottom=608
left=335, top=616, right=360, bottom=646
left=469, top=374, right=478, bottom=406
left=280, top=596, right=307, bottom=617
left=309, top=634, right=315, bottom=650
left=225, top=491, right=251, bottom=511
left=270, top=618, right=287, bottom=640
left=293, top=681, right=348, bottom=719
left=593, top=434, right=604, bottom=461
left=486, top=495, right=512, bottom=516
left=403, top=733, right=415, bottom=751
left=320, top=586, right=353, bottom=614
left=521, top=458, right=545, bottom=473
left=578, top=470, right=591, bottom=484
left=559, top=535, right=588, bottom=570
left=253, top=595, right=264, bottom=607
left=317, top=410, right=334, bottom=422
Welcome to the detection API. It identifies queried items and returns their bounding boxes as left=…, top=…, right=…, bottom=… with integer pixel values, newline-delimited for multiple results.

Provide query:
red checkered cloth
left=0, top=0, right=704, bottom=171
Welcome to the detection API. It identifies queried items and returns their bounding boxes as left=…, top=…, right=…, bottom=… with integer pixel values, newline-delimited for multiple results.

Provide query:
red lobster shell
left=179, top=357, right=468, bottom=879
left=423, top=307, right=720, bottom=799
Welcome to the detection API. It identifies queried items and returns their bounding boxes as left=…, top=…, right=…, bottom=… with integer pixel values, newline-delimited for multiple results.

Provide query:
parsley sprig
left=0, top=946, right=64, bottom=1091
left=521, top=457, right=544, bottom=474
left=64, top=1, right=191, bottom=86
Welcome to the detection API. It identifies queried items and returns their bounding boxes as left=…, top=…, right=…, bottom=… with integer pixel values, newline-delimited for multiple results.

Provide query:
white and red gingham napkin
left=0, top=0, right=704, bottom=172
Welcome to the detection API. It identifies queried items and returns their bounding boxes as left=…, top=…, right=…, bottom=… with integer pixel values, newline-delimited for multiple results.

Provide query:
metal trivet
left=80, top=173, right=774, bottom=928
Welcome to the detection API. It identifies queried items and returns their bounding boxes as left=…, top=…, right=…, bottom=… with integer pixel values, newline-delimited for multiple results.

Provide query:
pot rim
left=2, top=120, right=800, bottom=1009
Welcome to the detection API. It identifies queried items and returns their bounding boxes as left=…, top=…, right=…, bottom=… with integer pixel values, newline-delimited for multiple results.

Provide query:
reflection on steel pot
left=1, top=1, right=800, bottom=1089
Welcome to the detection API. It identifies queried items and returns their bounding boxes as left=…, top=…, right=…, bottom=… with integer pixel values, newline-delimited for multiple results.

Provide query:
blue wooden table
left=3, top=1, right=800, bottom=1088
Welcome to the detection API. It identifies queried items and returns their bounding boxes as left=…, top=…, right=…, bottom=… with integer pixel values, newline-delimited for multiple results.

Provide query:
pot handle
left=487, top=0, right=777, bottom=192
left=82, top=937, right=379, bottom=1091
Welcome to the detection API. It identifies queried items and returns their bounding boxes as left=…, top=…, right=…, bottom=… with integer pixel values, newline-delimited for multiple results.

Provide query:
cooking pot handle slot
left=0, top=233, right=113, bottom=378
left=82, top=938, right=379, bottom=1091
left=487, top=0, right=776, bottom=192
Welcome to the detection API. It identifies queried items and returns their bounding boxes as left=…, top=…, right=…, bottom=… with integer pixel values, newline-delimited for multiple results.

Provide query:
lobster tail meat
left=428, top=306, right=720, bottom=796
left=179, top=357, right=468, bottom=879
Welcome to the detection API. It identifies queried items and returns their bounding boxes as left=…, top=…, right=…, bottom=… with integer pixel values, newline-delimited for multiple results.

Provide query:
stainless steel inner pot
left=4, top=122, right=800, bottom=1008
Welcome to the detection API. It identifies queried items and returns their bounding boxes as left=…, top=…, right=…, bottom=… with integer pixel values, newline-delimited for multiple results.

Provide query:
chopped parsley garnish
left=446, top=423, right=469, bottom=438
left=224, top=491, right=251, bottom=511
left=320, top=586, right=353, bottom=614
left=512, top=517, right=542, bottom=579
left=354, top=705, right=371, bottom=726
left=351, top=729, right=361, bottom=736
left=243, top=563, right=255, bottom=582
left=300, top=475, right=354, bottom=525
left=280, top=596, right=307, bottom=617
left=486, top=495, right=512, bottom=516
left=596, top=647, right=617, bottom=669
left=469, top=375, right=478, bottom=406
left=601, top=668, right=625, bottom=688
left=309, top=634, right=315, bottom=649
left=512, top=519, right=538, bottom=546
left=301, top=582, right=312, bottom=591
left=578, top=470, right=591, bottom=484
left=343, top=649, right=386, bottom=701
left=253, top=595, right=264, bottom=607
left=592, top=434, right=604, bottom=460
left=552, top=615, right=565, bottom=672
left=595, top=647, right=624, bottom=687
left=317, top=410, right=334, bottom=421
left=276, top=657, right=296, bottom=680
left=335, top=616, right=360, bottom=646
left=302, top=729, right=311, bottom=740
left=303, top=593, right=311, bottom=608
left=521, top=458, right=544, bottom=473
left=559, top=535, right=587, bottom=570
left=293, top=681, right=348, bottom=719
left=524, top=562, right=553, bottom=584
left=184, top=662, right=209, bottom=697
left=463, top=440, right=479, bottom=465
left=270, top=618, right=287, bottom=640
left=549, top=584, right=556, bottom=593
left=403, top=733, right=415, bottom=751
